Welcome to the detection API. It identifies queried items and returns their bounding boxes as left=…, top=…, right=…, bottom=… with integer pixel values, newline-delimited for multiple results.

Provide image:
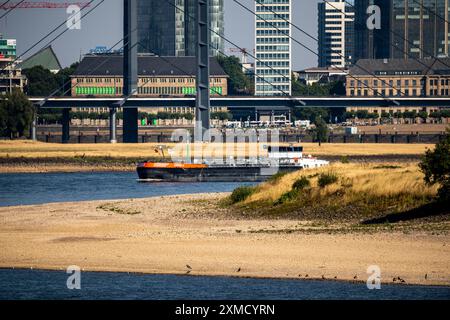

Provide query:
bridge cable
left=236, top=0, right=405, bottom=101
left=0, top=0, right=24, bottom=21
left=337, top=0, right=450, bottom=69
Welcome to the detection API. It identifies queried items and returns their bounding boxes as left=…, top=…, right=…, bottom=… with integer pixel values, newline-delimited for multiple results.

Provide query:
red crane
left=0, top=1, right=91, bottom=9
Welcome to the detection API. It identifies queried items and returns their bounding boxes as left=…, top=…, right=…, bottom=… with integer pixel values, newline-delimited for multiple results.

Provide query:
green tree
left=419, top=129, right=450, bottom=203
left=0, top=97, right=7, bottom=136
left=313, top=116, right=328, bottom=145
left=216, top=55, right=253, bottom=95
left=22, top=66, right=59, bottom=96
left=293, top=107, right=329, bottom=123
left=0, top=90, right=35, bottom=138
left=418, top=111, right=428, bottom=120
left=211, top=111, right=232, bottom=121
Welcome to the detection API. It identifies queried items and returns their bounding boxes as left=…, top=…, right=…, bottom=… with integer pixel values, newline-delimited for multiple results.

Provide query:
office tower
left=255, top=0, right=292, bottom=96
left=391, top=0, right=449, bottom=59
left=354, top=0, right=449, bottom=61
left=318, top=0, right=355, bottom=68
left=184, top=0, right=224, bottom=56
left=354, top=0, right=391, bottom=61
left=137, top=0, right=224, bottom=57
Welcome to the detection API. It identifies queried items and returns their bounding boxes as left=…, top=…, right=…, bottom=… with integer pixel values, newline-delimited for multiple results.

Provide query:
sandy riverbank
left=0, top=193, right=448, bottom=286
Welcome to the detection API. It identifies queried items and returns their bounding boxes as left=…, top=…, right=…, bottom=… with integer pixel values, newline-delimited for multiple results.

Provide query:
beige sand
left=0, top=140, right=433, bottom=158
left=0, top=193, right=448, bottom=286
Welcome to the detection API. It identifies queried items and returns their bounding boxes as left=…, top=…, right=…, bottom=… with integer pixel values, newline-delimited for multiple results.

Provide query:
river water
left=0, top=269, right=449, bottom=300
left=0, top=172, right=448, bottom=300
left=0, top=171, right=253, bottom=207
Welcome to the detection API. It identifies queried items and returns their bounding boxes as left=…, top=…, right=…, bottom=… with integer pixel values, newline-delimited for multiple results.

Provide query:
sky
left=0, top=0, right=319, bottom=70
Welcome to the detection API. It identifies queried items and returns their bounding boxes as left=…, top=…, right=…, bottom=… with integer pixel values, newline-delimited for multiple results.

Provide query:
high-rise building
left=137, top=0, right=224, bottom=57
left=354, top=0, right=449, bottom=61
left=354, top=0, right=391, bottom=61
left=255, top=0, right=292, bottom=96
left=318, top=0, right=355, bottom=68
left=390, top=0, right=449, bottom=59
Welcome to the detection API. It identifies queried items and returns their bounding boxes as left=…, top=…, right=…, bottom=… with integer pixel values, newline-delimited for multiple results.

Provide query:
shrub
left=318, top=172, right=339, bottom=188
left=419, top=129, right=450, bottom=203
left=230, top=186, right=256, bottom=204
left=275, top=189, right=299, bottom=205
left=292, top=176, right=310, bottom=191
left=340, top=155, right=349, bottom=164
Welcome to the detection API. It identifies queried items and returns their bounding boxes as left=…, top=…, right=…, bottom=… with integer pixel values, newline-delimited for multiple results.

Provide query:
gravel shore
left=0, top=193, right=448, bottom=286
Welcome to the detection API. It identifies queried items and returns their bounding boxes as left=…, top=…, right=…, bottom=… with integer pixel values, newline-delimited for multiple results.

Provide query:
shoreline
left=2, top=266, right=449, bottom=288
left=0, top=193, right=448, bottom=287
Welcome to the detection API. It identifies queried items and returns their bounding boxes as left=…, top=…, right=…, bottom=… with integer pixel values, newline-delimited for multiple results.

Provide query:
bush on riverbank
left=230, top=186, right=256, bottom=204
left=419, top=128, right=450, bottom=204
left=228, top=163, right=443, bottom=222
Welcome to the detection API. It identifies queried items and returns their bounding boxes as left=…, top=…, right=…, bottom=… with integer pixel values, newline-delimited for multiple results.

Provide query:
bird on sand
left=186, top=264, right=192, bottom=270
left=353, top=275, right=358, bottom=280
left=425, top=274, right=428, bottom=280
left=186, top=270, right=191, bottom=274
left=321, top=275, right=326, bottom=280
left=236, top=268, right=241, bottom=273
left=305, top=274, right=309, bottom=278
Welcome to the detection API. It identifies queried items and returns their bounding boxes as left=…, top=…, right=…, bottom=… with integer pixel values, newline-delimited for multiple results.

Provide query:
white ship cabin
left=267, top=146, right=303, bottom=159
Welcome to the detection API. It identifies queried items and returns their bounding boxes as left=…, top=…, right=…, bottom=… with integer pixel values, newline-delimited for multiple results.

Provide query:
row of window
left=350, top=88, right=449, bottom=97
left=256, top=68, right=290, bottom=75
left=256, top=45, right=290, bottom=52
left=350, top=79, right=423, bottom=88
left=256, top=76, right=290, bottom=83
left=256, top=37, right=290, bottom=44
left=256, top=5, right=289, bottom=12
left=256, top=13, right=289, bottom=21
left=75, top=77, right=224, bottom=84
left=75, top=86, right=224, bottom=96
left=257, top=0, right=290, bottom=4
left=256, top=84, right=290, bottom=93
left=256, top=29, right=289, bottom=36
left=256, top=21, right=290, bottom=28
left=349, top=89, right=424, bottom=97
left=256, top=53, right=290, bottom=59
left=256, top=61, right=290, bottom=67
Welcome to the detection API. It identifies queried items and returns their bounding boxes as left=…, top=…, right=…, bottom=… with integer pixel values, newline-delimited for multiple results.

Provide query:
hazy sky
left=0, top=0, right=319, bottom=70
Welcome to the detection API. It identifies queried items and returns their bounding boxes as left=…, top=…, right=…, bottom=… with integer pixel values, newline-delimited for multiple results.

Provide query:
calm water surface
left=0, top=269, right=449, bottom=300
left=0, top=171, right=253, bottom=207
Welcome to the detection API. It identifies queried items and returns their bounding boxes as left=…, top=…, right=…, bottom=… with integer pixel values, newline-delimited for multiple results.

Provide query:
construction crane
left=0, top=1, right=91, bottom=9
left=228, top=48, right=253, bottom=64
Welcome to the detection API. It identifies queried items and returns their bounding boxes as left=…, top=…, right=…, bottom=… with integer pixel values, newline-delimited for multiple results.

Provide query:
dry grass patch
left=0, top=141, right=434, bottom=159
left=232, top=163, right=444, bottom=222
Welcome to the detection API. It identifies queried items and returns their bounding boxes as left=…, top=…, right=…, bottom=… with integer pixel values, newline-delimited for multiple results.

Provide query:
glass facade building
left=137, top=0, right=224, bottom=57
left=255, top=0, right=292, bottom=96
left=391, top=0, right=449, bottom=59
left=354, top=0, right=449, bottom=61
left=354, top=0, right=391, bottom=61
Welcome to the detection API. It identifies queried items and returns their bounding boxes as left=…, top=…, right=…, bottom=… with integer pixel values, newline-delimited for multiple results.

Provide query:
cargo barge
left=137, top=145, right=329, bottom=182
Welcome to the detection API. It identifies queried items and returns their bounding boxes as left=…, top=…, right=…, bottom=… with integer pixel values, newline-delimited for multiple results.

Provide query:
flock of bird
left=183, top=264, right=422, bottom=284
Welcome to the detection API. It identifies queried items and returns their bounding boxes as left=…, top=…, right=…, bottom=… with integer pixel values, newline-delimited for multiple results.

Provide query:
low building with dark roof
left=345, top=58, right=450, bottom=117
left=71, top=54, right=229, bottom=114
left=347, top=58, right=450, bottom=98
